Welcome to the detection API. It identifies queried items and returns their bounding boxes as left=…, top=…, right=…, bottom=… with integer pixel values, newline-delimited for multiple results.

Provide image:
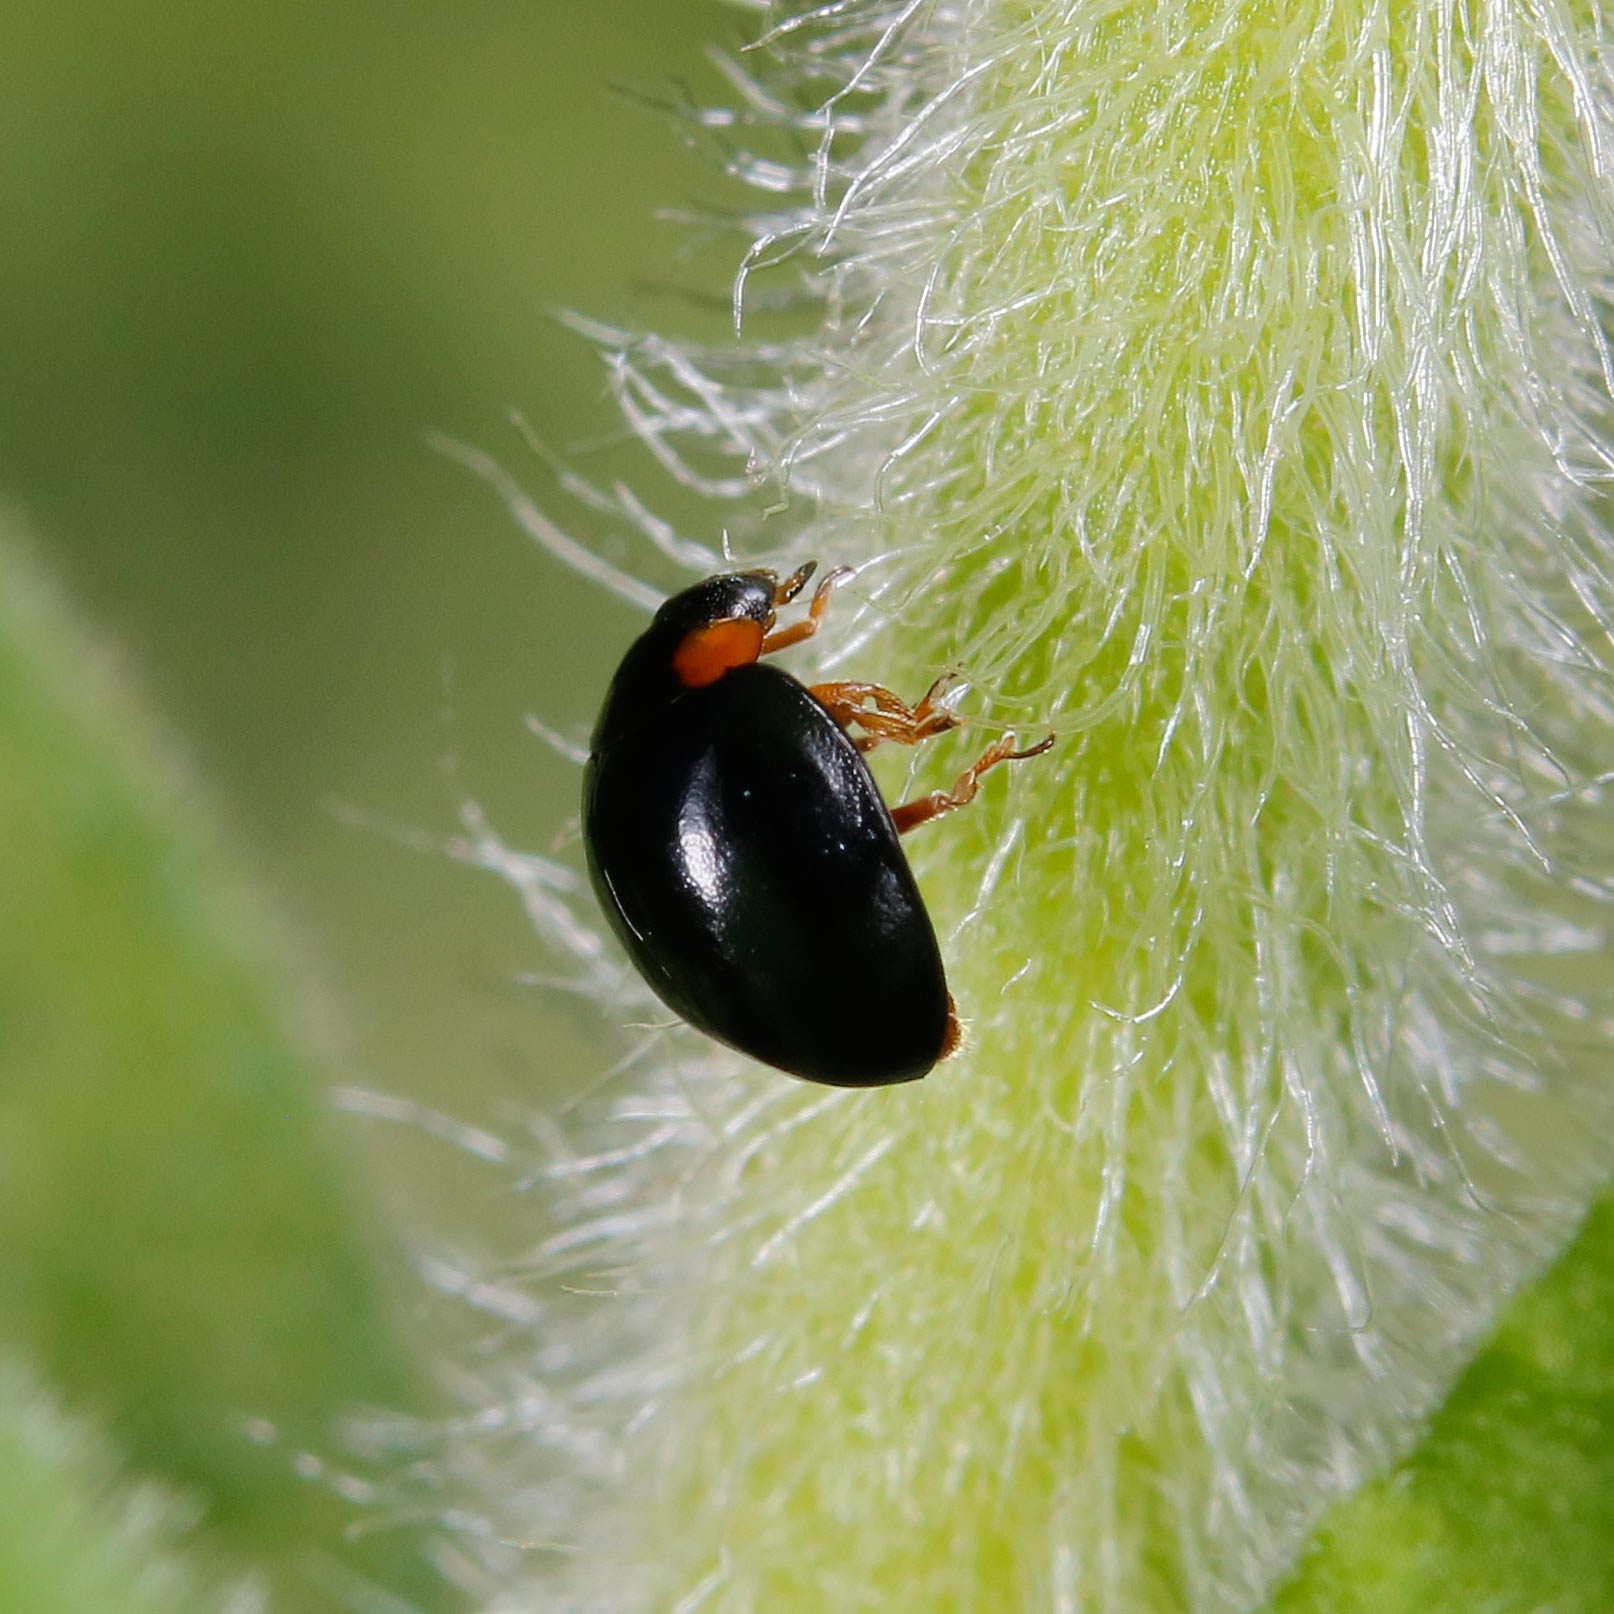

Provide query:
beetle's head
left=590, top=564, right=819, bottom=757
left=656, top=563, right=815, bottom=690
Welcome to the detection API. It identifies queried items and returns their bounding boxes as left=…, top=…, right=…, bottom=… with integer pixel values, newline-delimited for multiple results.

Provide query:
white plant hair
left=434, top=1, right=1614, bottom=1610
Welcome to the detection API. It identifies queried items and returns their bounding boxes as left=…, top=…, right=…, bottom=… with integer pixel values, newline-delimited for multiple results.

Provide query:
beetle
left=583, top=562, right=1051, bottom=1086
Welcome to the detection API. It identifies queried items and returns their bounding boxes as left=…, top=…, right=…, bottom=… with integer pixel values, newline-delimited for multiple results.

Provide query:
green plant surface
left=493, top=3, right=1614, bottom=1611
left=1270, top=1188, right=1614, bottom=1614
left=0, top=529, right=451, bottom=1612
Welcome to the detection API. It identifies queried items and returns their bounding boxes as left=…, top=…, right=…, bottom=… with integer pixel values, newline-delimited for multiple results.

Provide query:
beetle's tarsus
left=890, top=731, right=1053, bottom=834
left=771, top=560, right=817, bottom=607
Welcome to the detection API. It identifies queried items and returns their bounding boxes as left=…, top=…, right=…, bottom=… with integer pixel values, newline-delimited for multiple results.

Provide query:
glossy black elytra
left=582, top=563, right=1051, bottom=1087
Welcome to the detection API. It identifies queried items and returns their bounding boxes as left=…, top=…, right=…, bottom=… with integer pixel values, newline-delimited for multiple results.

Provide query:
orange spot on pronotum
left=672, top=618, right=766, bottom=688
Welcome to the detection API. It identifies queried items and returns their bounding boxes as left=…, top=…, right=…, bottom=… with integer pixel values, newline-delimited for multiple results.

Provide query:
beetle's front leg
left=761, top=566, right=852, bottom=654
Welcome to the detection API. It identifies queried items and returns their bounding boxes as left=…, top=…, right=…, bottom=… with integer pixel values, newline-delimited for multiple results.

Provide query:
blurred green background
left=1, top=0, right=739, bottom=1208
left=0, top=2, right=737, bottom=1607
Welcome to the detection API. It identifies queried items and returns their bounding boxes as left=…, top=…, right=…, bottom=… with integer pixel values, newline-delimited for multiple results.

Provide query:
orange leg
left=809, top=674, right=961, bottom=753
left=770, top=560, right=817, bottom=608
left=890, top=733, right=1055, bottom=835
left=761, top=565, right=852, bottom=654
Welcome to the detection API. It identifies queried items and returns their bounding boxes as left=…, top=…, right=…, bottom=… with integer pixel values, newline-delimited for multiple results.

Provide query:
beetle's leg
left=890, top=732, right=1055, bottom=834
left=761, top=565, right=852, bottom=654
left=771, top=560, right=817, bottom=607
left=809, top=674, right=961, bottom=752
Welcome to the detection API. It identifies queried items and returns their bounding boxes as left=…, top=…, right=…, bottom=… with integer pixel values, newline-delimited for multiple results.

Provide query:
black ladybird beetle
left=583, top=563, right=1051, bottom=1087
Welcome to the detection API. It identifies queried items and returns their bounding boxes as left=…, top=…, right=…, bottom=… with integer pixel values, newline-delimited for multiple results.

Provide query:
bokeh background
left=2, top=0, right=746, bottom=1209
left=0, top=2, right=742, bottom=1608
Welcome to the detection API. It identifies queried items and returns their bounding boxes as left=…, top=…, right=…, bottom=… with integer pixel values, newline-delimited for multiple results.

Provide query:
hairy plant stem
left=470, top=4, right=1614, bottom=1610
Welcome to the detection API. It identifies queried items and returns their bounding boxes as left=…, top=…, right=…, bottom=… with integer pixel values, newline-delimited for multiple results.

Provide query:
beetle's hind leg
left=810, top=673, right=962, bottom=753
left=762, top=565, right=853, bottom=654
left=890, top=732, right=1055, bottom=834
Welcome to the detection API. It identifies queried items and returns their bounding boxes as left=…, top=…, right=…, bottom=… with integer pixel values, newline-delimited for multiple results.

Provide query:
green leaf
left=0, top=1362, right=221, bottom=1614
left=0, top=529, right=451, bottom=1612
left=1271, top=1191, right=1614, bottom=1614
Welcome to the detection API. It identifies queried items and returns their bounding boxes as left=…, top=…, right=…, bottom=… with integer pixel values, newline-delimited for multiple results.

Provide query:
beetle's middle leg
left=809, top=674, right=961, bottom=753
